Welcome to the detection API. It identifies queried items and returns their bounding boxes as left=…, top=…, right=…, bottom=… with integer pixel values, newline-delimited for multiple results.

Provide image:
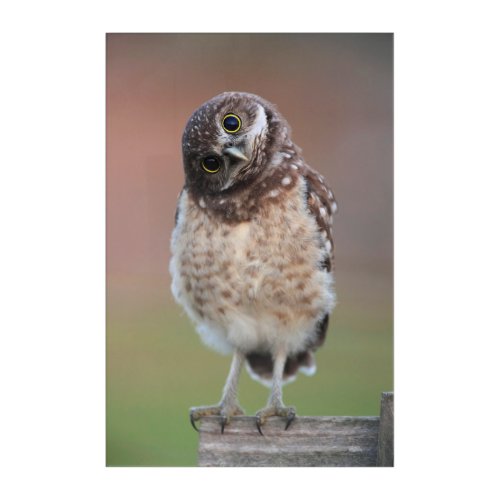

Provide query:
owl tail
left=244, top=314, right=328, bottom=387
left=245, top=350, right=317, bottom=387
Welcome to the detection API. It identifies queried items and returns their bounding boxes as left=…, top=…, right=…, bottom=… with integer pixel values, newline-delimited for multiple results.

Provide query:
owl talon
left=189, top=404, right=244, bottom=432
left=256, top=418, right=264, bottom=436
left=255, top=405, right=296, bottom=435
left=221, top=415, right=228, bottom=434
left=190, top=413, right=199, bottom=432
left=285, top=409, right=296, bottom=430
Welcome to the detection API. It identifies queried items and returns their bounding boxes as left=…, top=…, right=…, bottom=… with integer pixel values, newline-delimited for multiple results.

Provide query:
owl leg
left=189, top=350, right=245, bottom=433
left=255, top=350, right=296, bottom=435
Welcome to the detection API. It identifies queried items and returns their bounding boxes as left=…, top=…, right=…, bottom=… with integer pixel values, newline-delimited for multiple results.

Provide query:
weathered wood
left=376, top=392, right=394, bottom=466
left=198, top=416, right=380, bottom=467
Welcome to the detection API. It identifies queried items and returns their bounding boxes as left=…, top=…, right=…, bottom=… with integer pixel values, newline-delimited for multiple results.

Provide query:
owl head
left=181, top=92, right=290, bottom=194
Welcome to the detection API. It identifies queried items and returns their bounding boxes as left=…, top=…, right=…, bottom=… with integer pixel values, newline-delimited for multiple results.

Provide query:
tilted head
left=182, top=92, right=290, bottom=194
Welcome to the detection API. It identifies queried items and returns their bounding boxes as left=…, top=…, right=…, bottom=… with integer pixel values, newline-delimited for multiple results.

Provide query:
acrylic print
left=106, top=33, right=393, bottom=466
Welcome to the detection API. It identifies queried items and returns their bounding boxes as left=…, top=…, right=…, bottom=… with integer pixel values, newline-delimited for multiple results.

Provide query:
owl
left=170, top=92, right=337, bottom=434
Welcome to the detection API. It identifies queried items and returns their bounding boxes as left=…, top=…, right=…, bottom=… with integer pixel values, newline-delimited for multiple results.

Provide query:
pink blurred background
left=107, top=33, right=392, bottom=306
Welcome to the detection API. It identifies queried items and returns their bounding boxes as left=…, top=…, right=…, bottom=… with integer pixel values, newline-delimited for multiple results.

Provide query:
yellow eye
left=222, top=113, right=242, bottom=133
left=201, top=156, right=221, bottom=173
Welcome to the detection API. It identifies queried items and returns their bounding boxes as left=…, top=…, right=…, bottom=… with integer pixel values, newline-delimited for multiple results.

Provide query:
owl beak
left=223, top=146, right=248, bottom=162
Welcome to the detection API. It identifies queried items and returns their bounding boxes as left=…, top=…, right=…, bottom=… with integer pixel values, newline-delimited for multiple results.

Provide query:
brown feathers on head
left=182, top=92, right=290, bottom=195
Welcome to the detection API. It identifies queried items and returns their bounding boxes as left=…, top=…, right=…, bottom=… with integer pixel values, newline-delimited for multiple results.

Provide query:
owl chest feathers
left=170, top=177, right=336, bottom=355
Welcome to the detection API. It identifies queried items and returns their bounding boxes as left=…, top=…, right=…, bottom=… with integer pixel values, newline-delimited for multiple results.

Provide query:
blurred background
left=106, top=33, right=393, bottom=466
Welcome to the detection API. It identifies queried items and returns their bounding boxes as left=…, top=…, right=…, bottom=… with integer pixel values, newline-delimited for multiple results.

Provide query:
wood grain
left=376, top=392, right=394, bottom=466
left=198, top=416, right=380, bottom=467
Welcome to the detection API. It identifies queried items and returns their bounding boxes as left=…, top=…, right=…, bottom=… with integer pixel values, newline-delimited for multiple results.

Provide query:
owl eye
left=201, top=155, right=221, bottom=173
left=222, top=113, right=242, bottom=133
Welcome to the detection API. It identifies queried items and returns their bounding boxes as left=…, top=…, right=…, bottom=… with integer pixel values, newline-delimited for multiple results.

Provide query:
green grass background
left=106, top=272, right=393, bottom=467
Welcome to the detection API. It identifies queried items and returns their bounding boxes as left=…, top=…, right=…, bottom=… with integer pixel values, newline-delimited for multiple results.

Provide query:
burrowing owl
left=170, top=92, right=337, bottom=434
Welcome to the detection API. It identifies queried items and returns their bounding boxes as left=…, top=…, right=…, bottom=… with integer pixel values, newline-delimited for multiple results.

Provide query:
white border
left=1, top=1, right=500, bottom=498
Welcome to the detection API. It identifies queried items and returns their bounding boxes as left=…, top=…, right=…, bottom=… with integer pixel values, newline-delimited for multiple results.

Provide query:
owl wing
left=302, top=165, right=337, bottom=272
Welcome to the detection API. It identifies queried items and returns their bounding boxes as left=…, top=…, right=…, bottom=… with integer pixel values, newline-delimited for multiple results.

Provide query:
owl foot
left=255, top=405, right=296, bottom=435
left=189, top=403, right=245, bottom=433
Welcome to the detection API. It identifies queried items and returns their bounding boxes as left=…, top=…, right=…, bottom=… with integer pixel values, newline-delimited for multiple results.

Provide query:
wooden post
left=376, top=392, right=394, bottom=466
left=197, top=392, right=393, bottom=467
